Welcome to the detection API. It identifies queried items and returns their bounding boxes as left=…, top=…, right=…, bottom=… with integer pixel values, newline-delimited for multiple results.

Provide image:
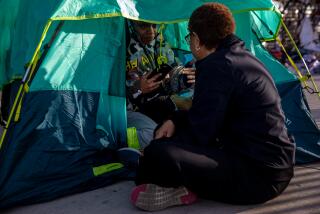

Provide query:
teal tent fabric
left=277, top=81, right=320, bottom=163
left=1, top=0, right=281, bottom=87
left=0, top=0, right=319, bottom=209
left=52, top=0, right=276, bottom=24
left=0, top=0, right=22, bottom=87
left=0, top=0, right=63, bottom=87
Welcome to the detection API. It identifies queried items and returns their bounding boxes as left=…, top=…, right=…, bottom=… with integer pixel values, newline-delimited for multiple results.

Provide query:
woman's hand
left=154, top=120, right=176, bottom=139
left=182, top=67, right=196, bottom=84
left=140, top=73, right=162, bottom=94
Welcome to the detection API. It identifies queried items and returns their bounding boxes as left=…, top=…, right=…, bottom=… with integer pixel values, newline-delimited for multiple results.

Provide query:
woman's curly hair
left=189, top=3, right=235, bottom=49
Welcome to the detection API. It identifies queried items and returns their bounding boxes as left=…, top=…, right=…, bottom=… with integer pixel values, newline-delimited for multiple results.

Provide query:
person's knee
left=127, top=111, right=157, bottom=149
left=144, top=139, right=175, bottom=161
left=137, top=128, right=154, bottom=149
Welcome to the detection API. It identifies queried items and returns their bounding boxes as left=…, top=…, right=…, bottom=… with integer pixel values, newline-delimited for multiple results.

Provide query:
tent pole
left=280, top=19, right=320, bottom=98
left=0, top=20, right=65, bottom=151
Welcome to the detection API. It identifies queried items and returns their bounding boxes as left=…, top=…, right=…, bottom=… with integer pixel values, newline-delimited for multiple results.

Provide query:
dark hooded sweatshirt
left=172, top=34, right=295, bottom=171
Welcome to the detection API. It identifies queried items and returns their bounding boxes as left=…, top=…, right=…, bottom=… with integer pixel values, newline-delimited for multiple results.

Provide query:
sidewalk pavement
left=3, top=163, right=320, bottom=214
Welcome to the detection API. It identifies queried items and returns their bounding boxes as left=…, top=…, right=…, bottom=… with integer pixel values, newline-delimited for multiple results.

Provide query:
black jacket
left=172, top=34, right=295, bottom=169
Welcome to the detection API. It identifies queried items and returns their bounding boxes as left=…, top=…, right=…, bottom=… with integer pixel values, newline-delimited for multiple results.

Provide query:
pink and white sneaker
left=131, top=183, right=197, bottom=211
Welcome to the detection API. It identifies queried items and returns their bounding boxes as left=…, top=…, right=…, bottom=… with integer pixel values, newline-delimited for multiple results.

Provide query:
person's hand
left=182, top=67, right=196, bottom=84
left=154, top=120, right=175, bottom=139
left=140, top=73, right=162, bottom=94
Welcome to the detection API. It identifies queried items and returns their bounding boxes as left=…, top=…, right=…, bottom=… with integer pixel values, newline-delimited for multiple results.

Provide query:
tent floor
left=3, top=162, right=320, bottom=214
left=2, top=74, right=320, bottom=213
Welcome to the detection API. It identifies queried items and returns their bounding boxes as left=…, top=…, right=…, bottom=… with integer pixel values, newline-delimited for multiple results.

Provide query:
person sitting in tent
left=130, top=3, right=295, bottom=211
left=126, top=20, right=195, bottom=148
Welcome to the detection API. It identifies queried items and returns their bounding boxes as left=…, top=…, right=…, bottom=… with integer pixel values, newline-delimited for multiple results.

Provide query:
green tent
left=0, top=0, right=289, bottom=87
left=0, top=0, right=319, bottom=208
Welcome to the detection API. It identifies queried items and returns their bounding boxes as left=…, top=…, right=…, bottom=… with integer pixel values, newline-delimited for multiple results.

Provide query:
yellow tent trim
left=280, top=20, right=320, bottom=98
left=92, top=163, right=124, bottom=177
left=50, top=7, right=280, bottom=24
left=127, top=127, right=140, bottom=150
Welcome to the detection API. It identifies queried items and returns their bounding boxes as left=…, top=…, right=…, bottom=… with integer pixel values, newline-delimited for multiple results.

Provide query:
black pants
left=136, top=138, right=293, bottom=205
left=138, top=95, right=176, bottom=124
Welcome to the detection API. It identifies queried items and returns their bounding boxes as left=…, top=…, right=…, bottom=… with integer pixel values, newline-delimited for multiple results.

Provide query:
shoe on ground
left=117, top=147, right=142, bottom=169
left=131, top=183, right=197, bottom=211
